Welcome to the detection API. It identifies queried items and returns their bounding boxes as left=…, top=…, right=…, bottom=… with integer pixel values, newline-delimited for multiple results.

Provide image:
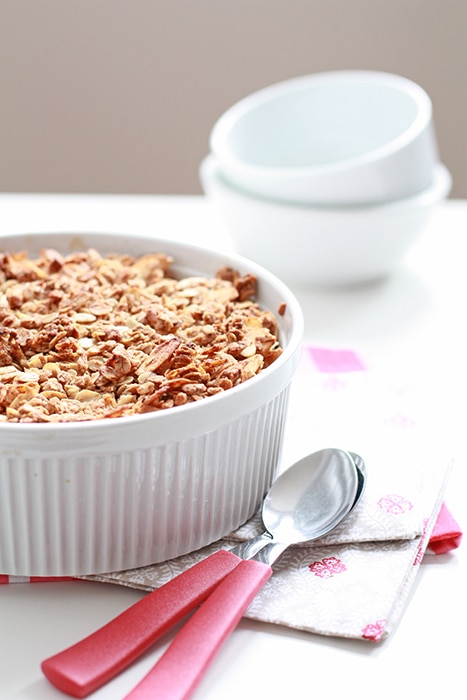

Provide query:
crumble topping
left=0, top=248, right=283, bottom=422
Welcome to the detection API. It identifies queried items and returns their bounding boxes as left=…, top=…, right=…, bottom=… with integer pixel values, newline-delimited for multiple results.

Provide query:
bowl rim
left=210, top=70, right=434, bottom=178
left=201, top=154, right=452, bottom=213
left=0, top=232, right=304, bottom=436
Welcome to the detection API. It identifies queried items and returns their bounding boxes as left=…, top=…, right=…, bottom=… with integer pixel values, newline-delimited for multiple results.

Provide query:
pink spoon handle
left=41, top=549, right=242, bottom=698
left=123, top=559, right=272, bottom=700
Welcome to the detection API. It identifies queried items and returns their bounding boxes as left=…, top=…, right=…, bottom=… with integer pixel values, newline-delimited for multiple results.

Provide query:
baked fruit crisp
left=0, top=248, right=283, bottom=422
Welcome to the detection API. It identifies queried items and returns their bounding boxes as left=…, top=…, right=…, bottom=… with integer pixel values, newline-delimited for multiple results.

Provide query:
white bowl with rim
left=210, top=71, right=439, bottom=206
left=0, top=231, right=303, bottom=576
left=200, top=154, right=451, bottom=288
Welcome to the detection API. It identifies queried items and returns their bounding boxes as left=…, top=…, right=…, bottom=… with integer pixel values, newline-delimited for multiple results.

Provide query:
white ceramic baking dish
left=0, top=232, right=303, bottom=575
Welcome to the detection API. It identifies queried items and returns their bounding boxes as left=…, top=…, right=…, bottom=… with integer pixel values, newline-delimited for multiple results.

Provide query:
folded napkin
left=81, top=346, right=462, bottom=642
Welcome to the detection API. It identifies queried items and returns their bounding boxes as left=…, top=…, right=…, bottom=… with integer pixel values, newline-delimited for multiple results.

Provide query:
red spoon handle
left=123, top=559, right=272, bottom=700
left=41, top=549, right=241, bottom=698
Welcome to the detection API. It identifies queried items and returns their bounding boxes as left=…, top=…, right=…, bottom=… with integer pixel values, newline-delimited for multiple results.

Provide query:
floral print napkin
left=83, top=347, right=462, bottom=642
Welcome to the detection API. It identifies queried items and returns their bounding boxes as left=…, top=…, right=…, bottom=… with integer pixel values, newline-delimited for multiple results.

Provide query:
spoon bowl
left=351, top=451, right=367, bottom=506
left=262, top=447, right=358, bottom=543
left=233, top=447, right=362, bottom=562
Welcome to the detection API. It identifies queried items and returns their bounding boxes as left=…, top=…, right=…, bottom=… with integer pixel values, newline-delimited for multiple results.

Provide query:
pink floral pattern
left=362, top=619, right=386, bottom=642
left=321, top=375, right=347, bottom=392
left=377, top=494, right=414, bottom=515
left=384, top=413, right=416, bottom=429
left=308, top=556, right=347, bottom=578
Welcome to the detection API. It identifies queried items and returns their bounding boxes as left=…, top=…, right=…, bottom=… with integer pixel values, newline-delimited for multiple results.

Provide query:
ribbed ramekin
left=0, top=232, right=303, bottom=575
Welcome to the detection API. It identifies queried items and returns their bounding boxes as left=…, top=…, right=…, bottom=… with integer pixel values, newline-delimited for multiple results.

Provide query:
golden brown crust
left=0, top=249, right=282, bottom=422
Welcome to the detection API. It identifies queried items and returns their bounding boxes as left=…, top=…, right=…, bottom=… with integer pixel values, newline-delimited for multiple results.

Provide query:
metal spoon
left=350, top=451, right=367, bottom=506
left=42, top=448, right=364, bottom=699
left=122, top=448, right=362, bottom=700
left=232, top=449, right=366, bottom=563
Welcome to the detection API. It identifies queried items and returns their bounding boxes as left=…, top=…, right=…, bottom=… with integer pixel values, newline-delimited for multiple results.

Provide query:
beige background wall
left=1, top=1, right=466, bottom=197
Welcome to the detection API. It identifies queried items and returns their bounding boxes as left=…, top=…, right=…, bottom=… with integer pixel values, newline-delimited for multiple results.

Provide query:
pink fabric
left=307, top=346, right=367, bottom=373
left=0, top=576, right=73, bottom=584
left=428, top=502, right=463, bottom=554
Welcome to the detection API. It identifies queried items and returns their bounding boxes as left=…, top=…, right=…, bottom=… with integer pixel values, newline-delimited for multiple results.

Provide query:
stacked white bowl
left=200, top=71, right=452, bottom=287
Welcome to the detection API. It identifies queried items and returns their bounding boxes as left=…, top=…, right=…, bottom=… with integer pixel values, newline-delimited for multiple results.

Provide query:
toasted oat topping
left=0, top=248, right=283, bottom=422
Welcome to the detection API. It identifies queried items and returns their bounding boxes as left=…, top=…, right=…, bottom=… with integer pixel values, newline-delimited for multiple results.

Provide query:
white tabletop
left=0, top=194, right=465, bottom=699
